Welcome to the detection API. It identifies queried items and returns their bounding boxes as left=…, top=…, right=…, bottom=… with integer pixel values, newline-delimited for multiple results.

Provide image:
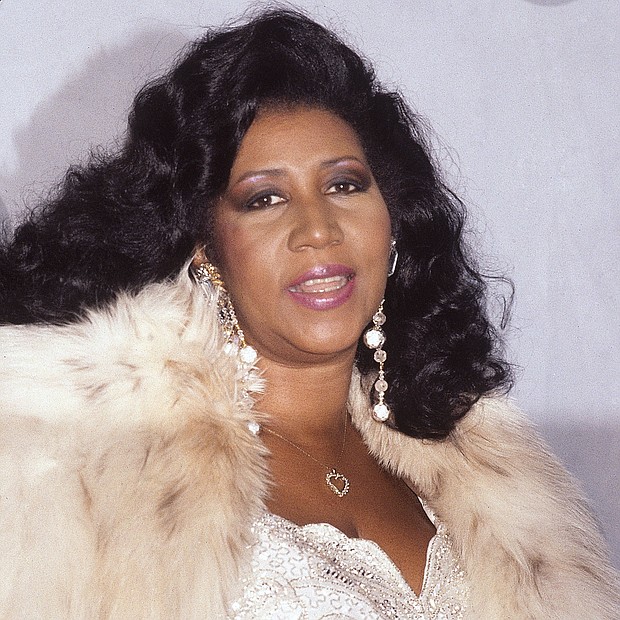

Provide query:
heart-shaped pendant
left=325, top=469, right=350, bottom=497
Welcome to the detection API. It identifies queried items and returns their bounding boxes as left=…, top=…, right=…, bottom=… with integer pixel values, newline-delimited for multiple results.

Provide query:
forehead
left=230, top=106, right=367, bottom=172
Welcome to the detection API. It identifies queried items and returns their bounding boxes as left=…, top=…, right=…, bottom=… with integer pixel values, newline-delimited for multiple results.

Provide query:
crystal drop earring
left=192, top=259, right=259, bottom=433
left=363, top=301, right=390, bottom=422
left=192, top=260, right=258, bottom=368
left=363, top=238, right=398, bottom=423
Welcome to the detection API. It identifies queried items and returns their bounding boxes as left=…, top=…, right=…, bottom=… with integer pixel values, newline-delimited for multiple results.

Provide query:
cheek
left=213, top=221, right=250, bottom=285
left=213, top=220, right=274, bottom=301
left=362, top=203, right=392, bottom=261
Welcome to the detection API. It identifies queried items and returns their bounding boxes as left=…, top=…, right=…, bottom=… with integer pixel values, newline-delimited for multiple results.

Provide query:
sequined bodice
left=229, top=512, right=468, bottom=619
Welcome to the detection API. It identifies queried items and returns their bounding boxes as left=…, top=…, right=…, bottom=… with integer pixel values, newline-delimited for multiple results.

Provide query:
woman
left=0, top=9, right=617, bottom=619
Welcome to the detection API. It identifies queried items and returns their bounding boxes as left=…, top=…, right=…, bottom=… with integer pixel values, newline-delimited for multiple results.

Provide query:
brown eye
left=325, top=180, right=362, bottom=195
left=246, top=193, right=286, bottom=210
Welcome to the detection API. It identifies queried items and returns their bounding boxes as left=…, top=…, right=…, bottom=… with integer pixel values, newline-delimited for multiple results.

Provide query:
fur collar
left=0, top=276, right=618, bottom=618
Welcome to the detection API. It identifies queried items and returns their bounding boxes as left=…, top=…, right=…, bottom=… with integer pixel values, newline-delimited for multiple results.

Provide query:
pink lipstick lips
left=287, top=264, right=355, bottom=310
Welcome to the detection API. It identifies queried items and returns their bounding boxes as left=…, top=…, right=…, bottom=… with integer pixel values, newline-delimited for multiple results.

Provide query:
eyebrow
left=233, top=168, right=287, bottom=184
left=233, top=157, right=368, bottom=185
left=319, top=156, right=367, bottom=169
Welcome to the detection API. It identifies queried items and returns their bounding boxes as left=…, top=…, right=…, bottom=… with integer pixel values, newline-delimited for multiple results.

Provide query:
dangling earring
left=192, top=260, right=258, bottom=367
left=388, top=238, right=398, bottom=277
left=193, top=260, right=260, bottom=435
left=363, top=238, right=397, bottom=422
left=363, top=301, right=390, bottom=422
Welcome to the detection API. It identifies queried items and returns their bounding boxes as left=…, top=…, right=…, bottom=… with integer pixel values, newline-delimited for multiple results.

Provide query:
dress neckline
left=262, top=511, right=443, bottom=599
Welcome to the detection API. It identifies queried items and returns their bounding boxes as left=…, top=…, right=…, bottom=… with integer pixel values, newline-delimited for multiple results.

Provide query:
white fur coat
left=0, top=276, right=618, bottom=619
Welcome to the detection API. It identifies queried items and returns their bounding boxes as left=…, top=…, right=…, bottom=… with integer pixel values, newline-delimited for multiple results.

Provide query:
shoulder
left=0, top=275, right=259, bottom=423
left=0, top=275, right=268, bottom=617
left=453, top=397, right=620, bottom=618
left=352, top=389, right=620, bottom=618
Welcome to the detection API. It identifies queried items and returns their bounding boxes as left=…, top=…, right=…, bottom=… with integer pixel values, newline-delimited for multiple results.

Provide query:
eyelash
left=325, top=180, right=364, bottom=195
left=244, top=192, right=285, bottom=210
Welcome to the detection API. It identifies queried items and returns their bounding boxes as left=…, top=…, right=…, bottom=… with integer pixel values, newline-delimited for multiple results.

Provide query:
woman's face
left=211, top=106, right=392, bottom=367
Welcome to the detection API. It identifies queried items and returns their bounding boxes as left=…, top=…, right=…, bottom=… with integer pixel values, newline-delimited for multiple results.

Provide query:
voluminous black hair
left=0, top=9, right=511, bottom=439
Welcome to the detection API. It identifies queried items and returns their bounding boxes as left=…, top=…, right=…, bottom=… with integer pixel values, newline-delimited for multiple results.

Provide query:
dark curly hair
left=0, top=9, right=512, bottom=439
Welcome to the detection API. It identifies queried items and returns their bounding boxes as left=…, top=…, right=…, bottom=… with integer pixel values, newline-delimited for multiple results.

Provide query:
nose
left=287, top=195, right=344, bottom=251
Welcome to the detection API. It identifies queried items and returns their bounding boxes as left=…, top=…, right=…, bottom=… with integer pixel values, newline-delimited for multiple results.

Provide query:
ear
left=191, top=246, right=208, bottom=269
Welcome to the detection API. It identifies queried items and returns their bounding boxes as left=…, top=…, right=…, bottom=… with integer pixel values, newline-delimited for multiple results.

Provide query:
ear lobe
left=191, top=246, right=208, bottom=269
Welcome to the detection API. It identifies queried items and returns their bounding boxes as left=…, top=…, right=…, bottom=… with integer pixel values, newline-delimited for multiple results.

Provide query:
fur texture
left=0, top=277, right=618, bottom=618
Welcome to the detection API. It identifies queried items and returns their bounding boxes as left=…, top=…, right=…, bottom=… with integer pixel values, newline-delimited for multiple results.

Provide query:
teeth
left=290, top=275, right=351, bottom=294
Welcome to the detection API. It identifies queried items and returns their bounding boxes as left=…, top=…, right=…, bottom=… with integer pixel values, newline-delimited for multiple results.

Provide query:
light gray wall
left=1, top=0, right=618, bottom=565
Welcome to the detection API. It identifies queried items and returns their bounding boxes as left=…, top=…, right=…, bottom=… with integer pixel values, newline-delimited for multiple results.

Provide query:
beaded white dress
left=229, top=512, right=468, bottom=619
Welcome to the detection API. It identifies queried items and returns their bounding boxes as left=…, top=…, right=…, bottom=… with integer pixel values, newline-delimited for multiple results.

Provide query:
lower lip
left=287, top=276, right=355, bottom=311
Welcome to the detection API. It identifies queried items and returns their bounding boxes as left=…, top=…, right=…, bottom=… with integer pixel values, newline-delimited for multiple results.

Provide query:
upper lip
left=287, top=264, right=355, bottom=289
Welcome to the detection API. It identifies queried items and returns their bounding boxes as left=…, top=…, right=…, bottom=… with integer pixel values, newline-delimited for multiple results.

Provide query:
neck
left=256, top=353, right=354, bottom=444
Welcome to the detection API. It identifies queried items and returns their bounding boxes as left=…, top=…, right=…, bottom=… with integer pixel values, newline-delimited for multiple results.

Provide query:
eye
left=325, top=180, right=362, bottom=195
left=245, top=193, right=286, bottom=210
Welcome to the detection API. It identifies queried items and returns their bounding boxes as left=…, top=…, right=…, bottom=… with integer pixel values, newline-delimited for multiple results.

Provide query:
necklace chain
left=262, top=413, right=350, bottom=497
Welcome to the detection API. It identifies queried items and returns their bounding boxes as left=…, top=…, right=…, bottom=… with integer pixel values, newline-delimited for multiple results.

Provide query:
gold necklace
left=262, top=414, right=350, bottom=497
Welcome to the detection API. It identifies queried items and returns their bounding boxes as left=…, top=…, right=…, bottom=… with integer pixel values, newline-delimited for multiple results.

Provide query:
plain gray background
left=1, top=0, right=618, bottom=566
